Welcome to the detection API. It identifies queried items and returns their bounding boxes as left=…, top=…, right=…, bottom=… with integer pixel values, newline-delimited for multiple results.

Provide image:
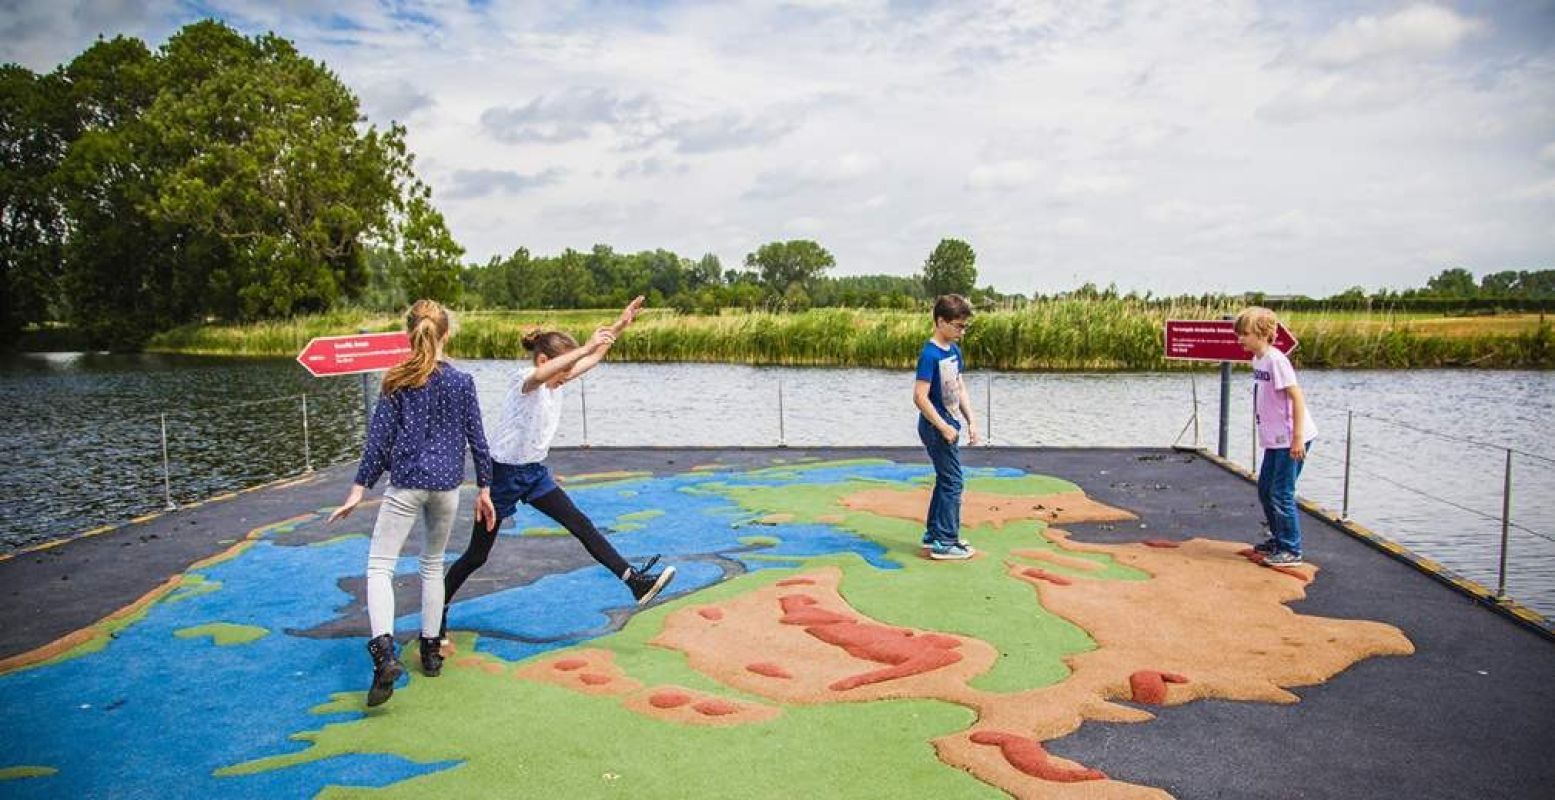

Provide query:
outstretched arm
left=522, top=327, right=616, bottom=393
left=564, top=295, right=646, bottom=381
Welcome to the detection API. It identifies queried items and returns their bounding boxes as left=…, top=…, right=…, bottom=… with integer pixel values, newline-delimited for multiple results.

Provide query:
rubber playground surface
left=1, top=448, right=1551, bottom=799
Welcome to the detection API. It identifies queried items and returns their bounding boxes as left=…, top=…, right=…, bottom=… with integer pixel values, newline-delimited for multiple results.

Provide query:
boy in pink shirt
left=1236, top=307, right=1317, bottom=567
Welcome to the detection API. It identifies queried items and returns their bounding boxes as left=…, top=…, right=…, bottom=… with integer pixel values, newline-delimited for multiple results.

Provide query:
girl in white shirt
left=440, top=297, right=675, bottom=641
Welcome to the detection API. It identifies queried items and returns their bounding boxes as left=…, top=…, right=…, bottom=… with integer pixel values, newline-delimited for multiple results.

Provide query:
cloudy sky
left=3, top=0, right=1553, bottom=296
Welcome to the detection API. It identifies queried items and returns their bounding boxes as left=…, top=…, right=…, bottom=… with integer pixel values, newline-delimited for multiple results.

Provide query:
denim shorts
left=491, top=461, right=558, bottom=520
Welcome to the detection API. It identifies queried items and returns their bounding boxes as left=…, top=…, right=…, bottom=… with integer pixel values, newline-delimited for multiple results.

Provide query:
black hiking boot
left=419, top=636, right=444, bottom=677
left=625, top=557, right=676, bottom=606
left=366, top=633, right=402, bottom=707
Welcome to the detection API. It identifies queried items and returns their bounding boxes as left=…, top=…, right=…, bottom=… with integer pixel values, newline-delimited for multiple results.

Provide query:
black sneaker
left=1253, top=538, right=1279, bottom=555
left=625, top=560, right=677, bottom=605
left=1263, top=550, right=1303, bottom=567
left=365, top=633, right=402, bottom=707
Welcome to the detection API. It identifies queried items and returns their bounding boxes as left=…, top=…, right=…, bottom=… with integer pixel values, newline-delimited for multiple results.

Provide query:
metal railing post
left=1249, top=384, right=1258, bottom=476
left=1217, top=359, right=1231, bottom=457
left=1191, top=375, right=1200, bottom=448
left=1342, top=411, right=1353, bottom=519
left=778, top=377, right=787, bottom=447
left=580, top=376, right=590, bottom=448
left=985, top=372, right=993, bottom=443
left=1497, top=448, right=1512, bottom=599
left=159, top=413, right=177, bottom=511
left=301, top=394, right=314, bottom=473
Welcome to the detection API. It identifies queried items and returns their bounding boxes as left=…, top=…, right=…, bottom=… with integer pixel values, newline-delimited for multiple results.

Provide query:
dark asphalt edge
left=0, top=465, right=344, bottom=564
left=1183, top=445, right=1555, bottom=642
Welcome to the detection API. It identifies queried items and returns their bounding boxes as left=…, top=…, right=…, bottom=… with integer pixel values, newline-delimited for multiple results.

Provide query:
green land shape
left=737, top=535, right=780, bottom=547
left=520, top=526, right=568, bottom=537
left=0, top=766, right=57, bottom=781
left=310, top=533, right=368, bottom=548
left=166, top=574, right=223, bottom=604
left=219, top=461, right=1151, bottom=798
left=617, top=509, right=665, bottom=522
left=174, top=623, right=270, bottom=647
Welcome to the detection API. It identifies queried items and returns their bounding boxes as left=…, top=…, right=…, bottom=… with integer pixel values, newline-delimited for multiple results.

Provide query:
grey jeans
left=366, top=486, right=459, bottom=638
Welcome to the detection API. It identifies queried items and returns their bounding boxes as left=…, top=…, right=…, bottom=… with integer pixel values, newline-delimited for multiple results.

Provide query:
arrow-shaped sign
left=1163, top=320, right=1298, bottom=363
left=296, top=332, right=412, bottom=377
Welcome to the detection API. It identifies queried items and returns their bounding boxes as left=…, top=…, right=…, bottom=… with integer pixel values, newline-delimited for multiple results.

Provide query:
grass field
left=145, top=302, right=1553, bottom=369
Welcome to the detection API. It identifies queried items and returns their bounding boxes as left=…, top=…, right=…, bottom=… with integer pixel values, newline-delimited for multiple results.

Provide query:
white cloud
left=1306, top=4, right=1487, bottom=66
left=1541, top=142, right=1555, bottom=168
left=967, top=159, right=1043, bottom=191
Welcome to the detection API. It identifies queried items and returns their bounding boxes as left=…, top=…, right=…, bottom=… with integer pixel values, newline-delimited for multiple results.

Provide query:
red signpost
left=1163, top=319, right=1297, bottom=362
left=295, top=332, right=412, bottom=377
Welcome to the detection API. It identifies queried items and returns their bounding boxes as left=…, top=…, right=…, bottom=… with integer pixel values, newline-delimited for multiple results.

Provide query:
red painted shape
left=698, top=607, right=725, bottom=621
left=969, top=731, right=1107, bottom=783
left=579, top=673, right=611, bottom=686
left=1163, top=319, right=1297, bottom=362
left=1128, top=670, right=1189, bottom=704
left=779, top=594, right=856, bottom=626
left=553, top=658, right=588, bottom=671
left=1021, top=568, right=1074, bottom=586
left=1143, top=539, right=1181, bottom=548
left=692, top=699, right=740, bottom=716
left=747, top=662, right=794, bottom=679
left=777, top=578, right=816, bottom=586
left=295, top=332, right=412, bottom=377
left=649, top=691, right=692, bottom=709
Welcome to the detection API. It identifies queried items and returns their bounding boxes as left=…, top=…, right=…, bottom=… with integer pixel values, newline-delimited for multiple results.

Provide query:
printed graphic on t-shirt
left=937, top=355, right=962, bottom=420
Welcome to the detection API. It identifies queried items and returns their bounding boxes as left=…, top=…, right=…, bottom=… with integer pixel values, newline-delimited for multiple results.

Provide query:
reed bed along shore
left=147, top=301, right=1553, bottom=370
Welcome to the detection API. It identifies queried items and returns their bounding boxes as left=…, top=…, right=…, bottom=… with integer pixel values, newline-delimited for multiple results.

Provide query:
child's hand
left=328, top=485, right=366, bottom=524
left=967, top=428, right=983, bottom=446
left=587, top=327, right=617, bottom=350
left=618, top=295, right=646, bottom=327
left=475, top=487, right=497, bottom=532
left=940, top=425, right=958, bottom=444
left=1291, top=440, right=1306, bottom=461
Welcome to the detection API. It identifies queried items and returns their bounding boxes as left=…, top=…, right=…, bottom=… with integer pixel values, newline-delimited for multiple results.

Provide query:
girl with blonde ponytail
left=329, top=299, right=496, bottom=708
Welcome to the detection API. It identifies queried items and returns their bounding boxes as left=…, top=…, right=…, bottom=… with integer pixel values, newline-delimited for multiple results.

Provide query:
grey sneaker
left=1253, top=538, right=1279, bottom=555
left=922, top=534, right=972, bottom=548
left=1263, top=550, right=1303, bottom=566
left=929, top=543, right=974, bottom=560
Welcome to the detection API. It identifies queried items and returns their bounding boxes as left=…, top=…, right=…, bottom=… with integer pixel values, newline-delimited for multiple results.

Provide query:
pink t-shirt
left=1252, top=348, right=1316, bottom=449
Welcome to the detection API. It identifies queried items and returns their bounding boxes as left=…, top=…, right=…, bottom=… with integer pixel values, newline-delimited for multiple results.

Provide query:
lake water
left=4, top=353, right=1552, bottom=617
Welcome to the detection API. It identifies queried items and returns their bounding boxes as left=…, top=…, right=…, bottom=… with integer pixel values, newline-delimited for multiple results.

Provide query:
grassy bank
left=145, top=301, right=1553, bottom=370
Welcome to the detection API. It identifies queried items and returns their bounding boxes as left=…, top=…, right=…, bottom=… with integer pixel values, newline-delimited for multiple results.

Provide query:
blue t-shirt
left=914, top=340, right=964, bottom=429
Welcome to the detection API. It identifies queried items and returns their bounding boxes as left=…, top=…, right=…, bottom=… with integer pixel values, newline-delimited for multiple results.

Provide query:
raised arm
left=564, top=295, right=646, bottom=381
left=522, top=327, right=616, bottom=393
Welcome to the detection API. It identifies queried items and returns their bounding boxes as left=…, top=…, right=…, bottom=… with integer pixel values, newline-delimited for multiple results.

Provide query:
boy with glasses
left=913, top=294, right=981, bottom=559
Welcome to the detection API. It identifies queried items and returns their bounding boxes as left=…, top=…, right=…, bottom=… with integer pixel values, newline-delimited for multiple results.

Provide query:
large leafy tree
left=146, top=21, right=409, bottom=320
left=744, top=239, right=834, bottom=303
left=921, top=238, right=977, bottom=298
left=392, top=181, right=464, bottom=304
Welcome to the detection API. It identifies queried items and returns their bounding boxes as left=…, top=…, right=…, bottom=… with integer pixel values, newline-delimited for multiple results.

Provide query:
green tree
left=744, top=239, right=834, bottom=303
left=921, top=238, right=977, bottom=297
left=145, top=20, right=409, bottom=319
left=1425, top=267, right=1476, bottom=297
left=392, top=183, right=463, bottom=303
left=0, top=65, right=71, bottom=345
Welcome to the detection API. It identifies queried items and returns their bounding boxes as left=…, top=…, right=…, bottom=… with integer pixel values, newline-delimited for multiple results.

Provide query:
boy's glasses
left=942, top=320, right=970, bottom=332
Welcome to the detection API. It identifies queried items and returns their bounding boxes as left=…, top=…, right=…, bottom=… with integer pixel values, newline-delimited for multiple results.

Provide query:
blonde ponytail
left=382, top=299, right=450, bottom=394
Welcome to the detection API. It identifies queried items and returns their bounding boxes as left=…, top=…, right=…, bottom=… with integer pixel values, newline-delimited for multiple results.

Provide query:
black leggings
left=443, top=487, right=631, bottom=615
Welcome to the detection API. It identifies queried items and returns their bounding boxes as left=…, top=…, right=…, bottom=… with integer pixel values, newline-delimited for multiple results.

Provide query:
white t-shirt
left=489, top=366, right=563, bottom=465
left=1252, top=348, right=1317, bottom=449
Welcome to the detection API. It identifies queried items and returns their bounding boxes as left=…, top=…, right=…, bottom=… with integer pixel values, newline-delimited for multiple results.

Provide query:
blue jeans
left=918, top=416, right=963, bottom=547
left=1257, top=444, right=1311, bottom=556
